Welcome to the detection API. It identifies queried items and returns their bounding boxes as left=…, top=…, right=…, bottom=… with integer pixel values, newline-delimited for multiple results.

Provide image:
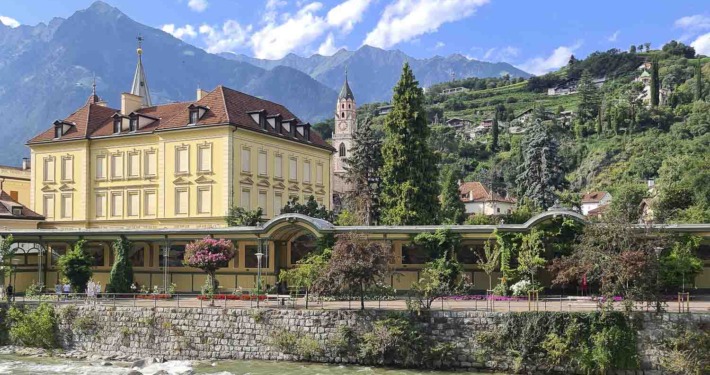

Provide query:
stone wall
left=53, top=305, right=709, bottom=372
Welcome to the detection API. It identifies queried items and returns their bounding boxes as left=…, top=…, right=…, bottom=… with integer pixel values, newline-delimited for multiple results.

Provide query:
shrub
left=57, top=240, right=93, bottom=292
left=657, top=322, right=710, bottom=375
left=183, top=237, right=236, bottom=295
left=7, top=303, right=58, bottom=348
left=106, top=237, right=134, bottom=293
left=73, top=315, right=97, bottom=335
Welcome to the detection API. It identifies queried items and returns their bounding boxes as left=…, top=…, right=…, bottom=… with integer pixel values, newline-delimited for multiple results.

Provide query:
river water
left=0, top=355, right=477, bottom=374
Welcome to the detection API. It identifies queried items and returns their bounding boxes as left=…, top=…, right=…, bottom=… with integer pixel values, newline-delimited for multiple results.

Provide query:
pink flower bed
left=197, top=294, right=266, bottom=301
left=136, top=294, right=172, bottom=300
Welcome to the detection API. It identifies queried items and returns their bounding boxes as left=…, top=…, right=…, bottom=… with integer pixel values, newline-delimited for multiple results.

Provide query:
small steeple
left=130, top=34, right=152, bottom=107
left=86, top=74, right=101, bottom=104
left=338, top=68, right=354, bottom=100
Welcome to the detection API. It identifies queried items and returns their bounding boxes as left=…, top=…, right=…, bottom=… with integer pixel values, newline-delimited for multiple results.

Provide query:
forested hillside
left=319, top=43, right=709, bottom=224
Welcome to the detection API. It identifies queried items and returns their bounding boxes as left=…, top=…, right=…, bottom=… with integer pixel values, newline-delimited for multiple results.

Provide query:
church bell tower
left=332, top=70, right=356, bottom=199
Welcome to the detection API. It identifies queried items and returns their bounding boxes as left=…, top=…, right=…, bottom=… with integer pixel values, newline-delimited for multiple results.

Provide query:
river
left=0, top=355, right=481, bottom=374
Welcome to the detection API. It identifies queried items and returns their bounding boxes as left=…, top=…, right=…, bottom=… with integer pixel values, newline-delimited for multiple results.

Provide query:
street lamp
left=255, top=252, right=264, bottom=308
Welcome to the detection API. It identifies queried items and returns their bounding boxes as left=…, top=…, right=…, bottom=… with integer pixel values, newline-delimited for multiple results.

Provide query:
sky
left=1, top=0, right=710, bottom=75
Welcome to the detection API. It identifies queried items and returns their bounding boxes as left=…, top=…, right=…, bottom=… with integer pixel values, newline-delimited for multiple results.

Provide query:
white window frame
left=111, top=192, right=123, bottom=218
left=61, top=156, right=73, bottom=182
left=241, top=147, right=251, bottom=173
left=43, top=194, right=54, bottom=219
left=43, top=157, right=55, bottom=183
left=127, top=152, right=140, bottom=178
left=126, top=191, right=140, bottom=217
left=197, top=186, right=212, bottom=214
left=289, top=157, right=297, bottom=181
left=257, top=150, right=267, bottom=176
left=95, top=193, right=106, bottom=218
left=96, top=155, right=107, bottom=180
left=144, top=150, right=157, bottom=178
left=175, top=146, right=190, bottom=175
left=110, top=153, right=124, bottom=180
left=274, top=192, right=283, bottom=216
left=144, top=190, right=157, bottom=217
left=316, top=163, right=324, bottom=185
left=197, top=143, right=213, bottom=173
left=303, top=160, right=311, bottom=183
left=60, top=194, right=72, bottom=219
left=274, top=154, right=283, bottom=179
left=258, top=190, right=267, bottom=216
left=240, top=188, right=251, bottom=210
left=175, top=187, right=189, bottom=215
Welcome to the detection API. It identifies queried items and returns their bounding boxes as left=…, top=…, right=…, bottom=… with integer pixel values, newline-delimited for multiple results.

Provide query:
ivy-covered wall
left=3, top=304, right=709, bottom=373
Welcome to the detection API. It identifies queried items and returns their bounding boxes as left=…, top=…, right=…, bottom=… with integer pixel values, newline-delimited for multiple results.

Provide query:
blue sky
left=1, top=0, right=710, bottom=74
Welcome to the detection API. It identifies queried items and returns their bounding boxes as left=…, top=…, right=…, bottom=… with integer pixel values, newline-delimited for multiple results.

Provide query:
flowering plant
left=184, top=237, right=236, bottom=301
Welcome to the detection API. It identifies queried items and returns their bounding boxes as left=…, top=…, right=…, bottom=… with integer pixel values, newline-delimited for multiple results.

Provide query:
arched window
left=341, top=112, right=345, bottom=118
left=348, top=104, right=351, bottom=109
left=339, top=143, right=346, bottom=157
left=341, top=103, right=344, bottom=109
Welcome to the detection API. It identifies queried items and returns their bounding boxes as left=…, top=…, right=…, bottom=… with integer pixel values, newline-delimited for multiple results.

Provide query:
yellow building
left=0, top=162, right=31, bottom=208
left=27, top=45, right=334, bottom=231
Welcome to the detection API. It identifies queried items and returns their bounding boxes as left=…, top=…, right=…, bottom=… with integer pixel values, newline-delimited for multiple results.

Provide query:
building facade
left=0, top=162, right=31, bottom=208
left=459, top=181, right=517, bottom=216
left=27, top=44, right=333, bottom=230
left=331, top=73, right=356, bottom=199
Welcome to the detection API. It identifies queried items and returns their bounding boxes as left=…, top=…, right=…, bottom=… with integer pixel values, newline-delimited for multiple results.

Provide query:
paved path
left=11, top=295, right=710, bottom=313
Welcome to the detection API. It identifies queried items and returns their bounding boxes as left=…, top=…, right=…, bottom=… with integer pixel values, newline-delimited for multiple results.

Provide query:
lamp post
left=11, top=258, right=19, bottom=302
left=255, top=252, right=264, bottom=308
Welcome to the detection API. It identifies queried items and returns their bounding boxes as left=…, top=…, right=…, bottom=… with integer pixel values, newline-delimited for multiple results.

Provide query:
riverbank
left=2, top=304, right=709, bottom=373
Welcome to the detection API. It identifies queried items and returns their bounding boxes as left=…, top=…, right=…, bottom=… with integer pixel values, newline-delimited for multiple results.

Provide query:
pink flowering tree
left=184, top=237, right=236, bottom=295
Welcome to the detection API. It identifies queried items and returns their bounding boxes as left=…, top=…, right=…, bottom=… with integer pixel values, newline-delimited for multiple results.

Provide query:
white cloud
left=518, top=42, right=582, bottom=75
left=326, top=0, right=372, bottom=32
left=0, top=15, right=20, bottom=28
left=187, top=0, right=208, bottom=12
left=199, top=20, right=252, bottom=54
left=434, top=41, right=445, bottom=50
left=607, top=30, right=620, bottom=42
left=363, top=0, right=489, bottom=48
left=483, top=46, right=520, bottom=62
left=691, top=32, right=710, bottom=56
left=675, top=14, right=710, bottom=31
left=318, top=33, right=342, bottom=55
left=251, top=2, right=328, bottom=59
left=161, top=24, right=198, bottom=39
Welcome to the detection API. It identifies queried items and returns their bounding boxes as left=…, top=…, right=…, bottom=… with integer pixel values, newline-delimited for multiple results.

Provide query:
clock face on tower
left=338, top=121, right=348, bottom=131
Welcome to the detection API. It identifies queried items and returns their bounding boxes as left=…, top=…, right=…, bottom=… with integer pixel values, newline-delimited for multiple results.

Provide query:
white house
left=581, top=191, right=612, bottom=216
left=459, top=181, right=516, bottom=216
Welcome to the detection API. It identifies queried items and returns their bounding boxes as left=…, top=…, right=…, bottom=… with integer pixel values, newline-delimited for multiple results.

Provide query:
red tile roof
left=459, top=181, right=516, bottom=203
left=587, top=203, right=609, bottom=217
left=28, top=86, right=334, bottom=151
left=0, top=190, right=43, bottom=220
left=581, top=191, right=609, bottom=203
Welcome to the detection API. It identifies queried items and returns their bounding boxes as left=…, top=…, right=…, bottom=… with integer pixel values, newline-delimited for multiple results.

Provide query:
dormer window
left=248, top=110, right=267, bottom=130
left=12, top=207, right=22, bottom=216
left=52, top=120, right=73, bottom=139
left=113, top=119, right=122, bottom=134
left=189, top=109, right=199, bottom=125
left=54, top=125, right=62, bottom=139
left=129, top=117, right=138, bottom=132
left=188, top=105, right=208, bottom=125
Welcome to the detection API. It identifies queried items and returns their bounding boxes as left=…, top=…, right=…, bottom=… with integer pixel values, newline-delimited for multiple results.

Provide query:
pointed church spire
left=338, top=68, right=354, bottom=100
left=130, top=34, right=152, bottom=107
left=86, top=74, right=101, bottom=105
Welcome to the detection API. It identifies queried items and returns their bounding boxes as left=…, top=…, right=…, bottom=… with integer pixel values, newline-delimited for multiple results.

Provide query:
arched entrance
left=261, top=214, right=333, bottom=292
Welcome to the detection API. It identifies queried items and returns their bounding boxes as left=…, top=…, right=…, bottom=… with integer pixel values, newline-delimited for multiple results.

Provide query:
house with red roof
left=459, top=181, right=517, bottom=216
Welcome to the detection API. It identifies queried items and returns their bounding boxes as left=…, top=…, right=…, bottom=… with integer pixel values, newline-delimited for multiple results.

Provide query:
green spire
left=338, top=69, right=354, bottom=100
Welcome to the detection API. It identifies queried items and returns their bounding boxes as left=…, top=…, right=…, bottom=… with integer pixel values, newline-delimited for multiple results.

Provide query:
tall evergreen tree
left=379, top=63, right=440, bottom=225
left=490, top=105, right=501, bottom=152
left=516, top=120, right=565, bottom=210
left=577, top=70, right=600, bottom=121
left=650, top=58, right=660, bottom=107
left=344, top=116, right=383, bottom=225
left=439, top=165, right=466, bottom=224
left=107, top=237, right=134, bottom=293
left=695, top=63, right=704, bottom=102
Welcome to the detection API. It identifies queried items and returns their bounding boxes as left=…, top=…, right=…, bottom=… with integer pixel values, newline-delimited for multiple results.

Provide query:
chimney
left=196, top=88, right=209, bottom=101
left=22, top=158, right=29, bottom=171
left=121, top=92, right=143, bottom=115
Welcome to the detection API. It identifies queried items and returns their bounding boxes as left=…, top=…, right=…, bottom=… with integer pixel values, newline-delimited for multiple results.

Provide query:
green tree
left=345, top=116, right=383, bottom=225
left=516, top=119, right=565, bottom=210
left=313, top=234, right=392, bottom=310
left=57, top=240, right=93, bottom=293
left=379, top=63, right=440, bottom=225
left=0, top=235, right=15, bottom=289
left=660, top=236, right=703, bottom=292
left=477, top=234, right=501, bottom=290
left=650, top=58, right=660, bottom=107
left=279, top=250, right=329, bottom=308
left=106, top=237, right=134, bottom=294
left=225, top=206, right=263, bottom=226
left=629, top=45, right=636, bottom=54
left=281, top=196, right=335, bottom=222
left=490, top=105, right=501, bottom=151
left=610, top=183, right=647, bottom=222
left=695, top=62, right=704, bottom=102
left=410, top=229, right=465, bottom=310
left=644, top=42, right=651, bottom=51
left=439, top=165, right=465, bottom=224
left=577, top=70, right=600, bottom=121
left=517, top=229, right=546, bottom=287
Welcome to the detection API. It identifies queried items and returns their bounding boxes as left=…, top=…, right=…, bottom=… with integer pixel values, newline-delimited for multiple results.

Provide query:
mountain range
left=0, top=1, right=530, bottom=165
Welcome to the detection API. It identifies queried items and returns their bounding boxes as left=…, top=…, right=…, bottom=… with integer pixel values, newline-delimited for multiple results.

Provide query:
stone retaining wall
left=53, top=305, right=708, bottom=373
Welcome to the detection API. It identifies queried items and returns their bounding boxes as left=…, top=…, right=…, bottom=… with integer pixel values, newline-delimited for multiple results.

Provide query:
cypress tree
left=650, top=59, right=660, bottom=107
left=439, top=165, right=466, bottom=224
left=379, top=63, right=440, bottom=225
left=107, top=237, right=134, bottom=293
left=695, top=63, right=703, bottom=102
left=344, top=116, right=383, bottom=225
left=516, top=119, right=565, bottom=210
left=491, top=107, right=500, bottom=152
